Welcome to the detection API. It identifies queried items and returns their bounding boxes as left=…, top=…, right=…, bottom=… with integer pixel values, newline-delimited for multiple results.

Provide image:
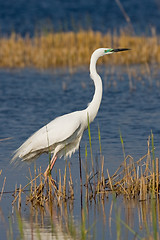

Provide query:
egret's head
left=90, top=48, right=131, bottom=73
left=92, top=48, right=130, bottom=58
left=103, top=48, right=130, bottom=56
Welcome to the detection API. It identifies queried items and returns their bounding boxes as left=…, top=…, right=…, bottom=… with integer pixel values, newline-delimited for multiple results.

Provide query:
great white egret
left=12, top=48, right=129, bottom=177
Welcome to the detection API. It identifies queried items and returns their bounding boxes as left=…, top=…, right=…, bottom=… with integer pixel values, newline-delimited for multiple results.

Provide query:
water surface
left=1, top=65, right=160, bottom=239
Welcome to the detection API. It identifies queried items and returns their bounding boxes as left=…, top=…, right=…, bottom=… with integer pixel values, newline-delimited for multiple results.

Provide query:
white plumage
left=12, top=111, right=85, bottom=161
left=12, top=48, right=129, bottom=175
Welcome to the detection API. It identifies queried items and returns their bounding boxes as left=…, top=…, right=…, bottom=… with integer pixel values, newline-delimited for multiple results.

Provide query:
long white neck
left=85, top=51, right=103, bottom=124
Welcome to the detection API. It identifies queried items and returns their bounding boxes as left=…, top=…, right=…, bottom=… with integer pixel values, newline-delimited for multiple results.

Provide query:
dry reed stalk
left=34, top=165, right=37, bottom=195
left=12, top=184, right=18, bottom=206
left=18, top=184, right=21, bottom=210
left=58, top=169, right=62, bottom=202
left=100, top=157, right=106, bottom=200
left=28, top=168, right=33, bottom=194
left=156, top=158, right=159, bottom=193
left=0, top=176, right=6, bottom=201
left=107, top=169, right=113, bottom=191
left=48, top=177, right=52, bottom=203
left=139, top=176, right=146, bottom=201
left=101, top=157, right=105, bottom=187
left=145, top=137, right=151, bottom=176
left=0, top=137, right=12, bottom=142
left=14, top=183, right=17, bottom=197
left=63, top=163, right=67, bottom=201
left=68, top=163, right=74, bottom=200
left=39, top=167, right=43, bottom=205
left=152, top=169, right=155, bottom=197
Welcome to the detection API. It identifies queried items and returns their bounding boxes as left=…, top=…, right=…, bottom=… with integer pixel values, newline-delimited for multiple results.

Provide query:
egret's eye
left=104, top=49, right=113, bottom=53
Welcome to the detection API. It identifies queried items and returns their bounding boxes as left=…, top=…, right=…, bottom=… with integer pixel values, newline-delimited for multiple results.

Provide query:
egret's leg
left=44, top=155, right=57, bottom=178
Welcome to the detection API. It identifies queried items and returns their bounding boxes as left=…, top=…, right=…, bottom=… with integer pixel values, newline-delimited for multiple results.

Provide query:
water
left=1, top=65, right=160, bottom=239
left=0, top=0, right=160, bottom=35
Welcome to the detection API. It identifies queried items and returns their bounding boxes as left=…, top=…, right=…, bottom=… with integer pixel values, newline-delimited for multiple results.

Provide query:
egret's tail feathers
left=11, top=145, right=41, bottom=164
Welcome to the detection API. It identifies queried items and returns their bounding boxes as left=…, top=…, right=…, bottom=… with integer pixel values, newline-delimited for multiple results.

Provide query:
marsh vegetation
left=0, top=29, right=160, bottom=69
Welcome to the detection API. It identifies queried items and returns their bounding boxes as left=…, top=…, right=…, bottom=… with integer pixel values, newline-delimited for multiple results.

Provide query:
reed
left=12, top=160, right=76, bottom=209
left=0, top=174, right=6, bottom=201
left=12, top=129, right=159, bottom=210
left=82, top=131, right=160, bottom=203
left=68, top=162, right=74, bottom=200
left=0, top=29, right=160, bottom=69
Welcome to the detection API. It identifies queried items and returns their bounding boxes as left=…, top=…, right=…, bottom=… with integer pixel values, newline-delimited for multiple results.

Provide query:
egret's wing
left=46, top=111, right=82, bottom=144
left=11, top=111, right=83, bottom=162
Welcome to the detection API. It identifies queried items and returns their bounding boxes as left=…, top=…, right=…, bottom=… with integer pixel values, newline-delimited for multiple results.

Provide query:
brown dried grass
left=86, top=134, right=160, bottom=201
left=0, top=29, right=160, bottom=69
left=12, top=133, right=159, bottom=209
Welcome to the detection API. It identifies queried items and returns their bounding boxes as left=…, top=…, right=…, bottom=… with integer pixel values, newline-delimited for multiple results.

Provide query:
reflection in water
left=23, top=219, right=73, bottom=240
left=22, top=202, right=77, bottom=240
left=17, top=195, right=160, bottom=240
